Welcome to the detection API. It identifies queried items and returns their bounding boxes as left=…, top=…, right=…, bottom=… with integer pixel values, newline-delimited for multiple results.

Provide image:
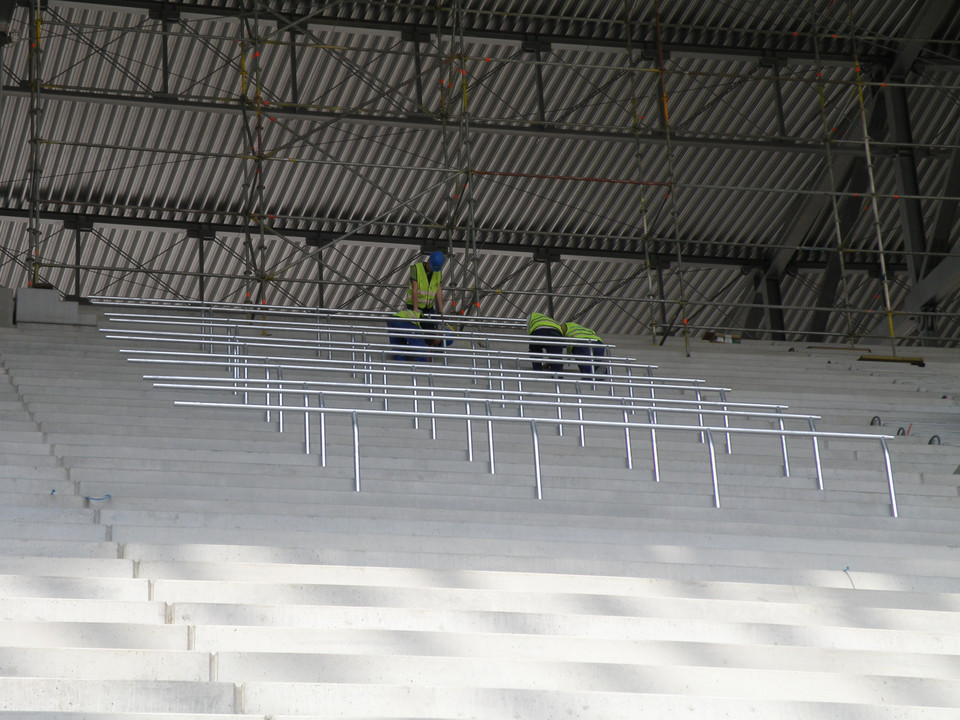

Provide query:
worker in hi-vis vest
left=527, top=312, right=564, bottom=373
left=387, top=308, right=430, bottom=362
left=405, top=251, right=445, bottom=346
left=562, top=321, right=606, bottom=375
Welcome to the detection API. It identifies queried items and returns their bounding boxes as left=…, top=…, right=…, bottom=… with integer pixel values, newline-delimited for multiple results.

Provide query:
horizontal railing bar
left=123, top=350, right=732, bottom=397
left=143, top=373, right=789, bottom=412
left=104, top=313, right=617, bottom=351
left=173, top=399, right=898, bottom=515
left=152, top=380, right=818, bottom=423
left=174, top=399, right=891, bottom=441
left=92, top=297, right=527, bottom=329
left=104, top=329, right=632, bottom=373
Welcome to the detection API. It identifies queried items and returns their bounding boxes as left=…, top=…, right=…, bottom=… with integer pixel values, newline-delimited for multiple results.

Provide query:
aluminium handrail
left=103, top=328, right=633, bottom=376
left=121, top=349, right=732, bottom=403
left=171, top=397, right=899, bottom=517
left=91, top=296, right=529, bottom=330
left=152, top=377, right=822, bottom=460
left=103, top=312, right=616, bottom=352
left=149, top=370, right=822, bottom=473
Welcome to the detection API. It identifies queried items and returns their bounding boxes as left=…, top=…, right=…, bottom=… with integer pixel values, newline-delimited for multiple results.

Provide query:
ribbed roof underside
left=0, top=0, right=957, bottom=346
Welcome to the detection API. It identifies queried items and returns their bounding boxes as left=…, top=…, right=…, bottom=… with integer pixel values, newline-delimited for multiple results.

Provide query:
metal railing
left=170, top=395, right=900, bottom=517
left=96, top=298, right=902, bottom=517
left=148, top=373, right=823, bottom=473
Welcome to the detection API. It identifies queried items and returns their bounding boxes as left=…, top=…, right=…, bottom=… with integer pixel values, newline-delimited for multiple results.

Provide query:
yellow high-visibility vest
left=394, top=308, right=422, bottom=321
left=561, top=322, right=601, bottom=342
left=405, top=262, right=442, bottom=308
left=528, top=312, right=562, bottom=334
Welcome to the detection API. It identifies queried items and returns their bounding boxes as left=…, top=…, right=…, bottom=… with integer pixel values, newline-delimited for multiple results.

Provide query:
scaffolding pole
left=809, top=1, right=856, bottom=342
left=238, top=6, right=268, bottom=309
left=623, top=0, right=659, bottom=345
left=27, top=0, right=43, bottom=286
left=653, top=0, right=691, bottom=357
left=454, top=0, right=482, bottom=315
left=848, top=2, right=898, bottom=356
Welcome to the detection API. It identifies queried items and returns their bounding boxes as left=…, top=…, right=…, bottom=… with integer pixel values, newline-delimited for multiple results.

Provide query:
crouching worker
left=387, top=309, right=429, bottom=362
left=562, top=321, right=606, bottom=375
left=528, top=312, right=564, bottom=373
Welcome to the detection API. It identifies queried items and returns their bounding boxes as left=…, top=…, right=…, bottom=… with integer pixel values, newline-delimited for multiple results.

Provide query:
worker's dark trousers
left=529, top=327, right=564, bottom=372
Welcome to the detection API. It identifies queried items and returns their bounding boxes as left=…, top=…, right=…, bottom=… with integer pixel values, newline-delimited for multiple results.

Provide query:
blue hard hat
left=428, top=251, right=446, bottom=271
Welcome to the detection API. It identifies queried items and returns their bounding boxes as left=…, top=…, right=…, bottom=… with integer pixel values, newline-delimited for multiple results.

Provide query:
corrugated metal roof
left=0, top=0, right=957, bottom=347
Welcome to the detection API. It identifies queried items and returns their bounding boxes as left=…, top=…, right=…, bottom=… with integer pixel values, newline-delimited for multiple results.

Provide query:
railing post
left=696, top=384, right=705, bottom=442
left=381, top=351, right=389, bottom=410
left=303, top=384, right=310, bottom=454
left=485, top=400, right=496, bottom=475
left=647, top=409, right=660, bottom=483
left=880, top=437, right=898, bottom=518
left=518, top=376, right=525, bottom=418
left=240, top=356, right=248, bottom=403
left=465, top=391, right=474, bottom=462
left=576, top=384, right=585, bottom=448
left=809, top=418, right=823, bottom=491
left=555, top=380, right=563, bottom=436
left=264, top=366, right=271, bottom=423
left=706, top=428, right=720, bottom=508
left=777, top=409, right=790, bottom=477
left=412, top=374, right=420, bottom=430
left=428, top=375, right=437, bottom=440
left=531, top=418, right=542, bottom=500
left=622, top=401, right=632, bottom=470
left=318, top=392, right=327, bottom=467
left=277, top=367, right=284, bottom=433
left=719, top=389, right=732, bottom=454
left=352, top=410, right=361, bottom=492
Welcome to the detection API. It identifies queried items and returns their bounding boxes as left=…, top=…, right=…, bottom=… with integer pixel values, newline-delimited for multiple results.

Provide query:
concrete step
left=0, top=678, right=234, bottom=714
left=0, top=574, right=147, bottom=601
left=0, top=648, right=208, bottom=681
left=0, top=597, right=164, bottom=624
left=239, top=675, right=960, bottom=715
left=117, top=533, right=960, bottom=591
left=97, top=512, right=960, bottom=579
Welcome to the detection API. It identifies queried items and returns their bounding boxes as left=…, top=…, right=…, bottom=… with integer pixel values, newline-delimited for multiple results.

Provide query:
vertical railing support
left=531, top=418, right=542, bottom=500
left=465, top=392, right=474, bottom=462
left=264, top=366, right=271, bottom=423
left=622, top=402, right=632, bottom=470
left=696, top=385, right=705, bottom=442
left=412, top=374, right=420, bottom=430
left=302, top=385, right=310, bottom=454
left=880, top=437, right=898, bottom=518
left=809, top=418, right=824, bottom=491
left=485, top=400, right=496, bottom=475
left=276, top=367, right=284, bottom=433
left=428, top=375, right=437, bottom=440
left=352, top=411, right=361, bottom=492
left=555, top=380, right=563, bottom=436
left=648, top=409, right=660, bottom=483
left=706, top=428, right=720, bottom=508
left=777, top=409, right=790, bottom=477
left=720, top=390, right=732, bottom=454
left=318, top=393, right=327, bottom=467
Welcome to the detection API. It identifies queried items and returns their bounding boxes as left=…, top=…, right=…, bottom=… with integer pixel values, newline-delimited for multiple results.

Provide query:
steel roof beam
left=3, top=84, right=927, bottom=159
left=893, top=140, right=960, bottom=339
left=53, top=0, right=945, bottom=71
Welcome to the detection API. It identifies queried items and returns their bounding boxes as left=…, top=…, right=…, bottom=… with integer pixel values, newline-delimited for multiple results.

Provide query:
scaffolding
left=2, top=1, right=959, bottom=346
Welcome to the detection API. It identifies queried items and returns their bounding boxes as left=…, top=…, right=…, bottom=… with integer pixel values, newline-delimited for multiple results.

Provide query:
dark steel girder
left=893, top=140, right=960, bottom=340
left=0, top=205, right=906, bottom=273
left=51, top=0, right=927, bottom=71
left=751, top=0, right=952, bottom=340
left=3, top=85, right=925, bottom=159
